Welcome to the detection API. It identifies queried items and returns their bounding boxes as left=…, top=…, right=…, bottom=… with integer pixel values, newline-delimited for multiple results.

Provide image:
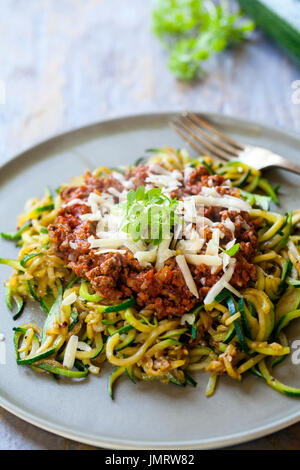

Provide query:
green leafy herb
left=220, top=242, right=240, bottom=257
left=118, top=186, right=180, bottom=245
left=152, top=0, right=254, bottom=80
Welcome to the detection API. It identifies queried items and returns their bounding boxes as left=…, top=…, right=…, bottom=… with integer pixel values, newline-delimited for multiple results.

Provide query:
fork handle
left=273, top=155, right=300, bottom=176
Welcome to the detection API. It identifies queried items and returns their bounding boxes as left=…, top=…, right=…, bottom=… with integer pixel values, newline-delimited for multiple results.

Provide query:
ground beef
left=60, top=171, right=124, bottom=203
left=48, top=167, right=259, bottom=318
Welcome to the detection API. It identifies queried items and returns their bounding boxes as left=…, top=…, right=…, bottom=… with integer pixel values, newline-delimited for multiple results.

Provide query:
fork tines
left=172, top=112, right=245, bottom=161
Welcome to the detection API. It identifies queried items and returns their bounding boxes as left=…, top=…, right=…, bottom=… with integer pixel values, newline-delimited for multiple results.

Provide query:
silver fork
left=172, top=112, right=300, bottom=175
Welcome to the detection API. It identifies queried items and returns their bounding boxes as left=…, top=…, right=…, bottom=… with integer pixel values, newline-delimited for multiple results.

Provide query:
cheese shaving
left=176, top=254, right=199, bottom=298
left=204, top=260, right=236, bottom=305
left=192, top=195, right=251, bottom=212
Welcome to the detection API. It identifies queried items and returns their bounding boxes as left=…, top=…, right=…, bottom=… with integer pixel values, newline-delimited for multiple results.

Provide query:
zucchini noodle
left=2, top=147, right=300, bottom=399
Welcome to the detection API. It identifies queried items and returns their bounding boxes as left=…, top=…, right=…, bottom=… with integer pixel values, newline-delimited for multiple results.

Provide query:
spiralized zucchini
left=2, top=147, right=300, bottom=399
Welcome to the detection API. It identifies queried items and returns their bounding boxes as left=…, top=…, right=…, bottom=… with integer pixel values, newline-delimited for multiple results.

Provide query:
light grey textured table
left=1, top=0, right=300, bottom=450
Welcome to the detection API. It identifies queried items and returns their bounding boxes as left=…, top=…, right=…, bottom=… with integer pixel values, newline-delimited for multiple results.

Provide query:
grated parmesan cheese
left=224, top=217, right=235, bottom=234
left=185, top=254, right=222, bottom=267
left=95, top=249, right=127, bottom=255
left=156, top=238, right=176, bottom=270
left=134, top=248, right=158, bottom=267
left=176, top=254, right=199, bottom=298
left=63, top=198, right=89, bottom=208
left=191, top=194, right=251, bottom=212
left=204, top=260, right=236, bottom=305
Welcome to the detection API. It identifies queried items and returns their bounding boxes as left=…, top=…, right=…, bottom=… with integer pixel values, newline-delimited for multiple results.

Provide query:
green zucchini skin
left=101, top=297, right=135, bottom=313
left=20, top=252, right=42, bottom=268
left=41, top=280, right=63, bottom=343
left=12, top=295, right=25, bottom=321
left=108, top=367, right=126, bottom=399
left=36, top=363, right=88, bottom=378
left=227, top=297, right=249, bottom=353
left=13, top=328, right=57, bottom=365
left=238, top=0, right=300, bottom=67
left=223, top=324, right=236, bottom=344
left=1, top=221, right=31, bottom=241
left=275, top=309, right=300, bottom=338
left=258, top=359, right=300, bottom=397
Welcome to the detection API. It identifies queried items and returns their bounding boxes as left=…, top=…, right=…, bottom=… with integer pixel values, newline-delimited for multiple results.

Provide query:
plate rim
left=1, top=110, right=300, bottom=449
left=1, top=393, right=300, bottom=450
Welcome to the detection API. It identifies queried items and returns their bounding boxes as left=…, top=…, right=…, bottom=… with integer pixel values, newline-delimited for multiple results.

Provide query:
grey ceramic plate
left=1, top=112, right=300, bottom=450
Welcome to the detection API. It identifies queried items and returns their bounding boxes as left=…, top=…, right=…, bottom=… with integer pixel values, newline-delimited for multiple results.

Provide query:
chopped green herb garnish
left=152, top=0, right=255, bottom=80
left=118, top=186, right=180, bottom=245
left=220, top=243, right=240, bottom=257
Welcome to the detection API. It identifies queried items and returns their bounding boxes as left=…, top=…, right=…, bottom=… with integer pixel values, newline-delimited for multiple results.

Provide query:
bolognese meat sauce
left=48, top=165, right=259, bottom=318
